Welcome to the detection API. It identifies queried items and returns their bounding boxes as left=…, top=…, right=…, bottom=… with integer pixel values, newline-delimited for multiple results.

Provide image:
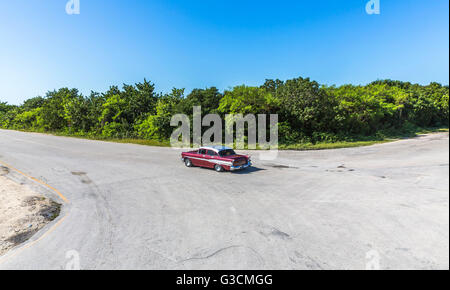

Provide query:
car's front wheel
left=214, top=164, right=224, bottom=172
left=184, top=158, right=193, bottom=167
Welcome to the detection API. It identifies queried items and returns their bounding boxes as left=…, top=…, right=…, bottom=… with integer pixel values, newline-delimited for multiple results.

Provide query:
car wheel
left=214, top=164, right=224, bottom=172
left=184, top=158, right=193, bottom=167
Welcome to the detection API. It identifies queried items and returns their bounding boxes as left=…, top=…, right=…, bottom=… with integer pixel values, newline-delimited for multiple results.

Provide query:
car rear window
left=219, top=149, right=236, bottom=157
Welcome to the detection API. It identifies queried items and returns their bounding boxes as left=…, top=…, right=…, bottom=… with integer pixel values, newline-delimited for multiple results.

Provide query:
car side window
left=198, top=149, right=206, bottom=154
left=207, top=150, right=217, bottom=156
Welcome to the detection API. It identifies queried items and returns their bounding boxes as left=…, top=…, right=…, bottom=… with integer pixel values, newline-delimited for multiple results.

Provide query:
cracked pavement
left=0, top=129, right=448, bottom=269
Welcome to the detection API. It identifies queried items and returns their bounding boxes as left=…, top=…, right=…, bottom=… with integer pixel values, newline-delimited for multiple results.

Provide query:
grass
left=59, top=135, right=171, bottom=147
left=278, top=140, right=391, bottom=150
left=280, top=127, right=449, bottom=150
left=2, top=126, right=448, bottom=151
left=106, top=138, right=170, bottom=147
left=416, top=127, right=449, bottom=134
left=40, top=132, right=394, bottom=150
left=32, top=131, right=170, bottom=147
left=47, top=201, right=62, bottom=221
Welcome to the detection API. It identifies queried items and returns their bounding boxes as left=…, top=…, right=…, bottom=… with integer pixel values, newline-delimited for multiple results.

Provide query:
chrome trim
left=230, top=161, right=252, bottom=171
left=182, top=155, right=251, bottom=170
left=188, top=156, right=233, bottom=166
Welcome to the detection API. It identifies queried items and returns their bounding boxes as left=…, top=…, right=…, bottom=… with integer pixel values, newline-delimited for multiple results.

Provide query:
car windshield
left=219, top=149, right=236, bottom=157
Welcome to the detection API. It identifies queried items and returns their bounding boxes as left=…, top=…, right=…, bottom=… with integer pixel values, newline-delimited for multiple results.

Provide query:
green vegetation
left=1, top=78, right=448, bottom=149
left=47, top=201, right=62, bottom=221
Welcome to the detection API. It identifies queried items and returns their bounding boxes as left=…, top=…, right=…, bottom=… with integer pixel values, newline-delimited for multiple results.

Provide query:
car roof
left=200, top=145, right=233, bottom=153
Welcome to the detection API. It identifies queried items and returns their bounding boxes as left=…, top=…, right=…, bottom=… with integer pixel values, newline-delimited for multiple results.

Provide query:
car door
left=194, top=149, right=207, bottom=167
left=205, top=150, right=218, bottom=168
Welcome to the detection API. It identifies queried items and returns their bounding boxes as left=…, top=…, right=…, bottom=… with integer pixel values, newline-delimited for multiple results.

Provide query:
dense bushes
left=0, top=77, right=448, bottom=145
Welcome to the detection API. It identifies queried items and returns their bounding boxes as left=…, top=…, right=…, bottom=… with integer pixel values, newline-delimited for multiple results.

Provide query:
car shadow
left=230, top=166, right=266, bottom=175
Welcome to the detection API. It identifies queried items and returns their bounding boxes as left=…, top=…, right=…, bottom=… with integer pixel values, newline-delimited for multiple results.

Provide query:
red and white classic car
left=181, top=146, right=251, bottom=172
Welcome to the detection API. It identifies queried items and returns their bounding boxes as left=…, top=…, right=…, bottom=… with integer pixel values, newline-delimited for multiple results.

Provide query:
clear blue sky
left=0, top=0, right=448, bottom=104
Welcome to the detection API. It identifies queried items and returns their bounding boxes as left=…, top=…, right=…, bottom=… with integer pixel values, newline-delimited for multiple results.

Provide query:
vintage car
left=181, top=146, right=251, bottom=172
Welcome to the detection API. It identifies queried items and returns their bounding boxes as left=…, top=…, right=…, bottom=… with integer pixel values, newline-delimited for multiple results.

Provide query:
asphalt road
left=0, top=129, right=448, bottom=270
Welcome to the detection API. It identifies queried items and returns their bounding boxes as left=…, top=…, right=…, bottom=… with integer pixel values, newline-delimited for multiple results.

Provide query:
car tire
left=184, top=158, right=193, bottom=167
left=214, top=164, right=224, bottom=172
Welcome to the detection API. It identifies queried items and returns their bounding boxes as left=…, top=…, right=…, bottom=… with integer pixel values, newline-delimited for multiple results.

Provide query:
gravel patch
left=0, top=174, right=61, bottom=256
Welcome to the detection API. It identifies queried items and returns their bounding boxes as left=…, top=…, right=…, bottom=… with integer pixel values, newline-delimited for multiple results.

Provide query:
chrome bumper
left=230, top=161, right=252, bottom=171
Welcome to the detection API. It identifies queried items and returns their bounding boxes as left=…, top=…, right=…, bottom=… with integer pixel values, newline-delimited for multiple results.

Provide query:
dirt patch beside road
left=0, top=173, right=61, bottom=256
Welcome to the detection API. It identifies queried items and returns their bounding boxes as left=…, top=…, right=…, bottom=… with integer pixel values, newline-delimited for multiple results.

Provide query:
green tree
left=135, top=88, right=183, bottom=140
left=39, top=88, right=80, bottom=131
left=177, top=87, right=223, bottom=116
left=218, top=85, right=278, bottom=115
left=276, top=77, right=337, bottom=136
left=99, top=94, right=129, bottom=137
